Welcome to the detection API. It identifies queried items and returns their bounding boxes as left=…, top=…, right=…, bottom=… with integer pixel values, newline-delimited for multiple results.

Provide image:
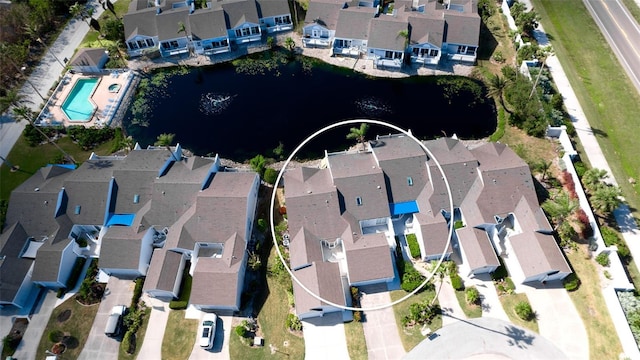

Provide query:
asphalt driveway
left=78, top=276, right=134, bottom=360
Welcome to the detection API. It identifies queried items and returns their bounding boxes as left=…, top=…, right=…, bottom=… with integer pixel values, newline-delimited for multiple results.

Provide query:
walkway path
left=359, top=283, right=406, bottom=360
left=0, top=0, right=109, bottom=165
left=10, top=290, right=58, bottom=360
left=465, top=274, right=510, bottom=322
left=137, top=295, right=170, bottom=360
left=436, top=278, right=467, bottom=326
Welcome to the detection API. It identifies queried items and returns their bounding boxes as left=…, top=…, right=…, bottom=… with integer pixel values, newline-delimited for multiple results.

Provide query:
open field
left=566, top=246, right=623, bottom=359
left=161, top=310, right=197, bottom=360
left=389, top=289, right=442, bottom=352
left=36, top=296, right=100, bottom=359
left=498, top=292, right=539, bottom=333
left=229, top=246, right=305, bottom=359
left=344, top=320, right=367, bottom=360
left=532, top=0, right=640, bottom=219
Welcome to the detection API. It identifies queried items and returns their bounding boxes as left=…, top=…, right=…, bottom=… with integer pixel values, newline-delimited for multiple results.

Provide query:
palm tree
left=70, top=2, right=105, bottom=47
left=582, top=168, right=608, bottom=194
left=346, top=123, right=369, bottom=151
left=430, top=261, right=449, bottom=306
left=155, top=133, right=179, bottom=160
left=120, top=135, right=135, bottom=153
left=13, top=105, right=76, bottom=164
left=23, top=23, right=66, bottom=68
left=542, top=192, right=579, bottom=230
left=591, top=185, right=622, bottom=217
left=284, top=37, right=296, bottom=52
left=532, top=159, right=551, bottom=182
left=99, top=0, right=117, bottom=18
left=487, top=74, right=509, bottom=111
left=0, top=89, right=29, bottom=110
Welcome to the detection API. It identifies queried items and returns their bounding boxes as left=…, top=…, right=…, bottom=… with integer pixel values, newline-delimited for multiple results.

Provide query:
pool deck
left=38, top=69, right=135, bottom=128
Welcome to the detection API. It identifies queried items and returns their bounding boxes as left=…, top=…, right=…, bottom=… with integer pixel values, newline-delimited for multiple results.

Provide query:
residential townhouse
left=283, top=135, right=571, bottom=320
left=303, top=0, right=480, bottom=67
left=123, top=0, right=292, bottom=58
left=0, top=146, right=259, bottom=312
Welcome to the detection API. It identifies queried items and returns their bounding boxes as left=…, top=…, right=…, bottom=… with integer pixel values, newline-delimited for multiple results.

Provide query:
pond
left=124, top=54, right=496, bottom=162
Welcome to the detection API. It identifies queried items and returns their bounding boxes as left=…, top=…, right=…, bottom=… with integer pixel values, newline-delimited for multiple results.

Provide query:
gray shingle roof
left=408, top=14, right=444, bottom=47
left=344, top=233, right=394, bottom=283
left=0, top=223, right=33, bottom=303
left=304, top=0, right=345, bottom=29
left=214, top=0, right=260, bottom=28
left=144, top=249, right=184, bottom=293
left=189, top=8, right=228, bottom=40
left=292, top=261, right=345, bottom=315
left=334, top=7, right=376, bottom=40
left=456, top=226, right=499, bottom=271
left=99, top=226, right=143, bottom=270
left=367, top=16, right=408, bottom=51
left=156, top=8, right=190, bottom=41
left=255, top=0, right=290, bottom=17
left=70, top=48, right=108, bottom=68
left=443, top=11, right=480, bottom=46
left=124, top=7, right=159, bottom=39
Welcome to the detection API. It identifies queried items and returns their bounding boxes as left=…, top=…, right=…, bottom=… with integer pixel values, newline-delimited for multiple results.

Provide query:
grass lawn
left=79, top=0, right=132, bottom=48
left=476, top=0, right=517, bottom=76
left=566, top=246, right=623, bottom=359
left=389, top=289, right=442, bottom=352
left=344, top=320, right=367, bottom=360
left=532, top=0, right=640, bottom=220
left=0, top=135, right=118, bottom=201
left=498, top=292, right=539, bottom=333
left=453, top=290, right=482, bottom=318
left=118, top=307, right=151, bottom=360
left=36, top=296, right=100, bottom=359
left=229, top=247, right=305, bottom=359
left=161, top=310, right=198, bottom=360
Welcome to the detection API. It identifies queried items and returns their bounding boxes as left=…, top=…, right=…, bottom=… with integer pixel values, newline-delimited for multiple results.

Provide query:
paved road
left=403, top=317, right=567, bottom=360
left=78, top=277, right=134, bottom=360
left=584, top=0, right=640, bottom=95
left=0, top=0, right=108, bottom=165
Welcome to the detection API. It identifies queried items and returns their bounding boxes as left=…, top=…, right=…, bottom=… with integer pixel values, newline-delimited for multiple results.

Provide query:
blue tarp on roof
left=106, top=213, right=135, bottom=227
left=389, top=201, right=419, bottom=216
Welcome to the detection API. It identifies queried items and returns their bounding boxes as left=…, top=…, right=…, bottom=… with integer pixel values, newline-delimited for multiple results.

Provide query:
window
left=128, top=42, right=138, bottom=50
left=236, top=29, right=242, bottom=37
left=146, top=39, right=155, bottom=47
left=137, top=40, right=146, bottom=48
left=74, top=205, right=81, bottom=215
left=429, top=49, right=438, bottom=57
left=162, top=42, right=170, bottom=49
left=251, top=26, right=259, bottom=35
left=242, top=28, right=250, bottom=36
left=222, top=39, right=228, bottom=46
left=133, top=194, right=140, bottom=204
left=170, top=40, right=179, bottom=48
left=407, top=177, right=413, bottom=186
left=457, top=46, right=467, bottom=54
left=356, top=197, right=363, bottom=206
left=284, top=15, right=291, bottom=23
left=385, top=50, right=393, bottom=58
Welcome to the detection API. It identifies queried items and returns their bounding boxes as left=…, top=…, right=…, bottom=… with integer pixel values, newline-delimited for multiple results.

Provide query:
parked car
left=198, top=313, right=218, bottom=350
left=105, top=305, right=127, bottom=337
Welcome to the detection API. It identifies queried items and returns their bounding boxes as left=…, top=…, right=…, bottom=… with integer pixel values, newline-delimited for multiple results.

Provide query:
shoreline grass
left=532, top=0, right=640, bottom=220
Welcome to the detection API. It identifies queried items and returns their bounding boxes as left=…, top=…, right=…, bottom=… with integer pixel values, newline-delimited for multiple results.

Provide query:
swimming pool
left=62, top=78, right=98, bottom=121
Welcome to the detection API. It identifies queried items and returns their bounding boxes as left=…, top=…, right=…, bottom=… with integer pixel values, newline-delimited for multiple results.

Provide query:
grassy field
left=344, top=320, right=367, bottom=360
left=80, top=0, right=132, bottom=48
left=566, top=246, right=623, bottom=359
left=118, top=307, right=151, bottom=360
left=229, top=247, right=305, bottom=359
left=0, top=135, right=118, bottom=201
left=453, top=290, right=482, bottom=318
left=532, top=0, right=640, bottom=219
left=36, top=296, right=100, bottom=359
left=389, top=289, right=442, bottom=352
left=498, top=292, right=539, bottom=333
left=161, top=310, right=198, bottom=360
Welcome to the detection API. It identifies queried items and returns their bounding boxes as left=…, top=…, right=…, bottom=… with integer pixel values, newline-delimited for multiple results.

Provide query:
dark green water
left=124, top=57, right=495, bottom=161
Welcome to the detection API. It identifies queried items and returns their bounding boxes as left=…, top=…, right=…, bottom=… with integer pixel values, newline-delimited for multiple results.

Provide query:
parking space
left=302, top=312, right=349, bottom=360
left=188, top=312, right=233, bottom=360
left=78, top=276, right=135, bottom=360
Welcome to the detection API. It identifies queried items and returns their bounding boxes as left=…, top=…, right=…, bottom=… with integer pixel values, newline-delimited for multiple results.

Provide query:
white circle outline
left=269, top=119, right=455, bottom=312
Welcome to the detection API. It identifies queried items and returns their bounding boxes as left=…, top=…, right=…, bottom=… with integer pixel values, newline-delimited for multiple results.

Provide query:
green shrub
left=489, top=107, right=506, bottom=142
left=573, top=161, right=587, bottom=179
left=169, top=272, right=192, bottom=309
left=450, top=273, right=464, bottom=291
left=563, top=273, right=580, bottom=291
left=601, top=226, right=621, bottom=247
left=122, top=329, right=136, bottom=354
left=2, top=335, right=19, bottom=355
left=595, top=252, right=610, bottom=267
left=264, top=168, right=278, bottom=185
left=131, top=277, right=145, bottom=309
left=48, top=330, right=64, bottom=343
left=401, top=265, right=427, bottom=293
left=286, top=314, right=302, bottom=331
left=465, top=286, right=480, bottom=305
left=353, top=311, right=362, bottom=322
left=235, top=325, right=247, bottom=338
left=257, top=218, right=267, bottom=233
left=491, top=265, right=508, bottom=280
left=515, top=301, right=534, bottom=321
left=406, top=234, right=421, bottom=259
left=64, top=257, right=87, bottom=291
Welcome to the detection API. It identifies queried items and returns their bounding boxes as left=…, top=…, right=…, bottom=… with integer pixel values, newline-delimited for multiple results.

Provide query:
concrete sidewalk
left=10, top=290, right=58, bottom=360
left=137, top=295, right=170, bottom=360
left=0, top=0, right=109, bottom=165
left=360, top=284, right=406, bottom=360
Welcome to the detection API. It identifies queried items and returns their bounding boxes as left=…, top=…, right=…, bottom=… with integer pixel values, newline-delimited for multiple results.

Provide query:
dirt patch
left=57, top=309, right=71, bottom=323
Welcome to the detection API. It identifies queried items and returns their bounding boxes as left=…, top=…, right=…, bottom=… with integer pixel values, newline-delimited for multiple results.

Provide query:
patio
left=37, top=69, right=135, bottom=128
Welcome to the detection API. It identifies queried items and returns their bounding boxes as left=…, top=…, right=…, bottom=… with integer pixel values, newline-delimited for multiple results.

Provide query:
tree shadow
left=442, top=314, right=536, bottom=349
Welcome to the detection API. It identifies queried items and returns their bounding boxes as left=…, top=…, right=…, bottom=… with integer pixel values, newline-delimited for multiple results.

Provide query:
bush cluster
left=406, top=234, right=421, bottom=259
left=169, top=271, right=192, bottom=310
left=562, top=273, right=580, bottom=292
left=450, top=273, right=464, bottom=291
left=515, top=301, right=534, bottom=321
left=465, top=287, right=480, bottom=305
left=67, top=126, right=116, bottom=151
left=601, top=226, right=631, bottom=260
left=595, top=252, right=610, bottom=267
left=401, top=301, right=440, bottom=327
left=286, top=313, right=302, bottom=331
left=401, top=263, right=427, bottom=293
left=561, top=171, right=577, bottom=199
